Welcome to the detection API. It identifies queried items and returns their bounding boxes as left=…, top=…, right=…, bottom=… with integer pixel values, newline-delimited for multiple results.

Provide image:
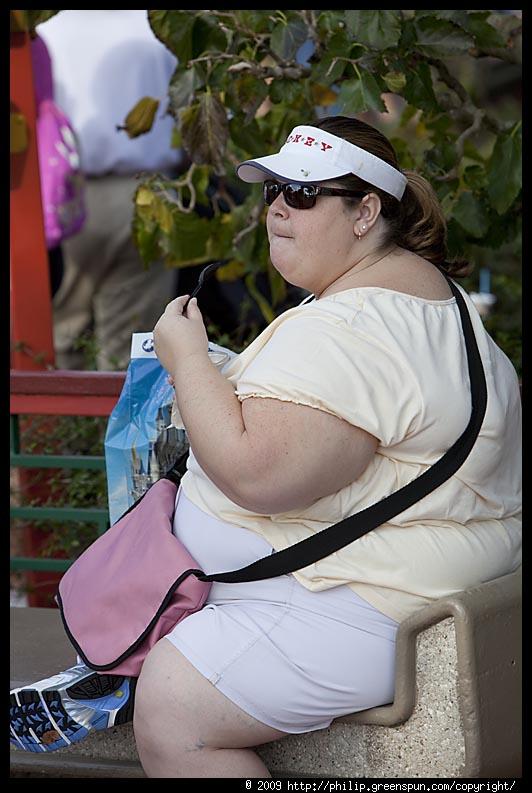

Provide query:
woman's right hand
left=153, top=296, right=209, bottom=379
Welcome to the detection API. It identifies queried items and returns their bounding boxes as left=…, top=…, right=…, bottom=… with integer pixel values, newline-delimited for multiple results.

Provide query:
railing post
left=11, top=22, right=60, bottom=606
left=10, top=25, right=55, bottom=370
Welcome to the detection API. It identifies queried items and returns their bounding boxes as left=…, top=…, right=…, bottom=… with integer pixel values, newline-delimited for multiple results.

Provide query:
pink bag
left=31, top=34, right=87, bottom=249
left=56, top=477, right=211, bottom=677
left=36, top=99, right=87, bottom=248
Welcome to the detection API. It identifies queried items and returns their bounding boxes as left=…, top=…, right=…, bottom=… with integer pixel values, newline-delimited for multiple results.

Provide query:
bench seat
left=10, top=568, right=521, bottom=779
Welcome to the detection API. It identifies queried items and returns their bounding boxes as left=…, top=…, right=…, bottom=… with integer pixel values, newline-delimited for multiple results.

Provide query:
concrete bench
left=10, top=568, right=521, bottom=779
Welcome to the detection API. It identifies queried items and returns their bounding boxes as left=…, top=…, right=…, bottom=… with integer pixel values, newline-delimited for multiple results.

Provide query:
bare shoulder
left=372, top=250, right=454, bottom=300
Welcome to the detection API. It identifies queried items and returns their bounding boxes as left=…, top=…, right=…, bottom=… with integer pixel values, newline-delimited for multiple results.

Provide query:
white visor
left=236, top=125, right=407, bottom=201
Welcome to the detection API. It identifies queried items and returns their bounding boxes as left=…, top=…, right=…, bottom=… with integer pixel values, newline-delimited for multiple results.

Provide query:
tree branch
left=436, top=108, right=485, bottom=183
left=232, top=202, right=264, bottom=250
left=468, top=21, right=522, bottom=65
left=142, top=165, right=199, bottom=214
left=428, top=56, right=505, bottom=136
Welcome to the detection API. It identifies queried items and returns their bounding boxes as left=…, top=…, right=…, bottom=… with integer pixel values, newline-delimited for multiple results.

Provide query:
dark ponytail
left=311, top=116, right=472, bottom=278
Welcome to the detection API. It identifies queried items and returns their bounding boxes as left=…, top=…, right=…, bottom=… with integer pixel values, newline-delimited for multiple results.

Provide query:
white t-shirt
left=180, top=283, right=522, bottom=622
left=37, top=10, right=181, bottom=176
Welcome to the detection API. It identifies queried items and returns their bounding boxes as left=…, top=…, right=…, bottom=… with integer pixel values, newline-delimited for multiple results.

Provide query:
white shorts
left=166, top=489, right=399, bottom=734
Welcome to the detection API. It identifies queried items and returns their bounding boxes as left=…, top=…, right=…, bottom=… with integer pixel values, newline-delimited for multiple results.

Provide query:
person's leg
left=93, top=234, right=176, bottom=370
left=53, top=174, right=177, bottom=371
left=52, top=177, right=108, bottom=369
left=90, top=173, right=177, bottom=371
left=134, top=638, right=287, bottom=778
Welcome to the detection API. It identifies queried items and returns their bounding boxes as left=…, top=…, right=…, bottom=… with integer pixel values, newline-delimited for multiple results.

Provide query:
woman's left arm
left=154, top=296, right=378, bottom=514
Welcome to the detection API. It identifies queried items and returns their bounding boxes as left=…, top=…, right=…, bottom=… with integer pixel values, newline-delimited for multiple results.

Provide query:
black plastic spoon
left=182, top=260, right=228, bottom=312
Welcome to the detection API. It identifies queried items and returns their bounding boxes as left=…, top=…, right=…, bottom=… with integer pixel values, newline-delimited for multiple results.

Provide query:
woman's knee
left=133, top=637, right=233, bottom=751
left=133, top=637, right=286, bottom=752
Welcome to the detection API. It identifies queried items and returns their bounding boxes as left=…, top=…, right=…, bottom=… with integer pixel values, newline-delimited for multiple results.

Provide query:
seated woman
left=10, top=115, right=521, bottom=779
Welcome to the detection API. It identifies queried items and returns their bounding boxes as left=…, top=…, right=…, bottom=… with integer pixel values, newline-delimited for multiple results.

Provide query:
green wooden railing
left=10, top=370, right=125, bottom=575
left=10, top=415, right=110, bottom=573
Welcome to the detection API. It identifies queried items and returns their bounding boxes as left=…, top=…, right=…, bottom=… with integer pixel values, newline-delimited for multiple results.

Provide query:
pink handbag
left=31, top=35, right=87, bottom=249
left=56, top=475, right=210, bottom=677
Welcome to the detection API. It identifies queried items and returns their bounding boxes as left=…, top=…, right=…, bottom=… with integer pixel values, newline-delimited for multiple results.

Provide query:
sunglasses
left=263, top=179, right=367, bottom=210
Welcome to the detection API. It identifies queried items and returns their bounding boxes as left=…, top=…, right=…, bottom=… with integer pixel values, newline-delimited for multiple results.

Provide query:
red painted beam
left=10, top=369, right=126, bottom=417
left=10, top=30, right=55, bottom=370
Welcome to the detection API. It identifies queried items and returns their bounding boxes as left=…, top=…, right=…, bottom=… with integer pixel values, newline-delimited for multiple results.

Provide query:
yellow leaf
left=10, top=10, right=28, bottom=32
left=311, top=84, right=339, bottom=107
left=10, top=112, right=28, bottom=154
left=217, top=260, right=246, bottom=281
left=135, top=187, right=155, bottom=207
left=383, top=71, right=406, bottom=93
left=119, top=97, right=160, bottom=139
left=156, top=201, right=174, bottom=235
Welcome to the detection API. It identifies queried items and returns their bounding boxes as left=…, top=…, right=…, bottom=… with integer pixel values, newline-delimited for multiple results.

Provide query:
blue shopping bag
left=104, top=332, right=189, bottom=526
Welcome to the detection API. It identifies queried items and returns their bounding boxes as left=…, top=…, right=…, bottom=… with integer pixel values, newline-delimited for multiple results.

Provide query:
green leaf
left=316, top=10, right=347, bottom=34
left=191, top=14, right=228, bottom=58
left=398, top=17, right=417, bottom=49
left=267, top=264, right=288, bottom=308
left=487, top=133, right=522, bottom=215
left=166, top=212, right=221, bottom=267
left=453, top=191, right=489, bottom=238
left=25, top=9, right=60, bottom=30
left=463, top=12, right=507, bottom=49
left=232, top=10, right=275, bottom=35
left=311, top=31, right=352, bottom=85
left=230, top=197, right=266, bottom=262
left=148, top=10, right=196, bottom=64
left=415, top=10, right=469, bottom=25
left=477, top=209, right=518, bottom=250
left=424, top=114, right=453, bottom=136
left=345, top=10, right=402, bottom=50
left=205, top=214, right=235, bottom=262
left=229, top=117, right=266, bottom=158
left=226, top=75, right=268, bottom=124
left=245, top=273, right=276, bottom=324
left=463, top=165, right=487, bottom=192
left=269, top=79, right=305, bottom=107
left=270, top=20, right=308, bottom=60
left=168, top=69, right=205, bottom=120
left=446, top=217, right=468, bottom=260
left=402, top=63, right=439, bottom=114
left=148, top=10, right=227, bottom=64
left=383, top=70, right=406, bottom=94
left=413, top=17, right=474, bottom=57
left=190, top=166, right=211, bottom=203
left=337, top=74, right=386, bottom=115
left=131, top=215, right=163, bottom=269
left=399, top=103, right=419, bottom=128
left=424, top=140, right=459, bottom=178
left=179, top=93, right=229, bottom=175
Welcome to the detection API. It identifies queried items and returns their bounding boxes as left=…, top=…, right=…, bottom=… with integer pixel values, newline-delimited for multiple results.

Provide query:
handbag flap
left=57, top=478, right=210, bottom=669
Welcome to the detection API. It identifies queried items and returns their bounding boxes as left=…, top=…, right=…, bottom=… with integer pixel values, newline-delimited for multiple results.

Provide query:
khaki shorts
left=166, top=489, right=398, bottom=734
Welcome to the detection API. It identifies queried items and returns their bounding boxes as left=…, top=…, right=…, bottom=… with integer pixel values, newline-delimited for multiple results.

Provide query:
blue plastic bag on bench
left=104, top=332, right=189, bottom=526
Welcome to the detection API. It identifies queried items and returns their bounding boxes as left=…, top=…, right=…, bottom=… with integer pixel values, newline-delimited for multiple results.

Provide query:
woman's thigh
left=169, top=490, right=398, bottom=734
left=134, top=637, right=287, bottom=751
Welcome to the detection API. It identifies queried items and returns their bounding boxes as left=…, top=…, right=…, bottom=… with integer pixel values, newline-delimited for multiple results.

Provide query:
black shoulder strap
left=198, top=279, right=488, bottom=584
